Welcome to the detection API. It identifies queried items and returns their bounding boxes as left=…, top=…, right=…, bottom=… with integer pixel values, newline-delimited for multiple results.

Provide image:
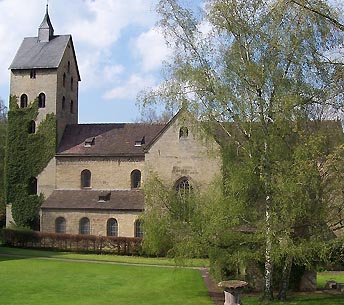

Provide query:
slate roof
left=41, top=190, right=144, bottom=211
left=57, top=123, right=166, bottom=157
left=10, top=35, right=70, bottom=70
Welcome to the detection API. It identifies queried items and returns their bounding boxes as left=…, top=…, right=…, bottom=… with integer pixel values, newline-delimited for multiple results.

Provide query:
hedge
left=1, top=229, right=142, bottom=256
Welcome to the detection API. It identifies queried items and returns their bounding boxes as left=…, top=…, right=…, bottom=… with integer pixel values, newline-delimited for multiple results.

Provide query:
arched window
left=107, top=218, right=118, bottom=236
left=55, top=217, right=66, bottom=233
left=134, top=220, right=143, bottom=238
left=81, top=169, right=91, bottom=188
left=70, top=100, right=74, bottom=113
left=71, top=77, right=74, bottom=91
left=179, top=127, right=188, bottom=139
left=28, top=177, right=37, bottom=195
left=63, top=73, right=66, bottom=87
left=62, top=96, right=66, bottom=110
left=131, top=170, right=141, bottom=189
left=20, top=94, right=28, bottom=108
left=38, top=93, right=45, bottom=108
left=175, top=177, right=192, bottom=197
left=28, top=120, right=36, bottom=134
left=79, top=217, right=90, bottom=235
left=67, top=61, right=71, bottom=73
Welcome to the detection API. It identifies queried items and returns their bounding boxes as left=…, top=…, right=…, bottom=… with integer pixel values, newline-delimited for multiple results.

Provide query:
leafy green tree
left=0, top=97, right=7, bottom=227
left=141, top=0, right=344, bottom=300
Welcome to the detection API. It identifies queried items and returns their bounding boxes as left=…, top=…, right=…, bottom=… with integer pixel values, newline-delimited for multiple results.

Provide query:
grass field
left=1, top=246, right=343, bottom=305
left=0, top=255, right=213, bottom=305
left=0, top=246, right=208, bottom=267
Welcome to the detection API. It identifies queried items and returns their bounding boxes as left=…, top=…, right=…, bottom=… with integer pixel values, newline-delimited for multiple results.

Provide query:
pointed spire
left=38, top=3, right=54, bottom=43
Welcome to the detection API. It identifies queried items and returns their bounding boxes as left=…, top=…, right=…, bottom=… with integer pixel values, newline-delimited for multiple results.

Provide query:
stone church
left=6, top=7, right=220, bottom=237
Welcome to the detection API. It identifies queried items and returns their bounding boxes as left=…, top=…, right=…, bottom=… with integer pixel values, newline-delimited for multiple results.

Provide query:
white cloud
left=103, top=73, right=156, bottom=100
left=0, top=0, right=42, bottom=86
left=133, top=27, right=171, bottom=72
left=64, top=0, right=155, bottom=49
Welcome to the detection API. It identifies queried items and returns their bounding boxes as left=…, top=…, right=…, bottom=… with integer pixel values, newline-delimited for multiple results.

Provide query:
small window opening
left=84, top=137, right=95, bottom=147
left=79, top=217, right=90, bottom=235
left=30, top=70, right=36, bottom=79
left=71, top=77, right=74, bottom=91
left=62, top=96, right=65, bottom=110
left=179, top=127, right=188, bottom=139
left=135, top=220, right=143, bottom=238
left=28, top=177, right=37, bottom=195
left=20, top=94, right=28, bottom=108
left=81, top=169, right=91, bottom=188
left=63, top=73, right=66, bottom=87
left=55, top=217, right=66, bottom=233
left=107, top=218, right=118, bottom=236
left=38, top=93, right=45, bottom=108
left=28, top=120, right=36, bottom=134
left=98, top=192, right=111, bottom=202
left=131, top=170, right=141, bottom=189
left=134, top=136, right=145, bottom=147
left=67, top=61, right=71, bottom=73
left=70, top=100, right=74, bottom=113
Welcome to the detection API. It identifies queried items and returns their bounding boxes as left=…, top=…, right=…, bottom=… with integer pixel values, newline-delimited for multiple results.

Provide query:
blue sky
left=0, top=0, right=202, bottom=123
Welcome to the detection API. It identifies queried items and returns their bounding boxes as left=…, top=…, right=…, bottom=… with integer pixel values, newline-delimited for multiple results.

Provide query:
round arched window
left=38, top=92, right=46, bottom=108
left=107, top=218, right=118, bottom=236
left=55, top=217, right=66, bottom=234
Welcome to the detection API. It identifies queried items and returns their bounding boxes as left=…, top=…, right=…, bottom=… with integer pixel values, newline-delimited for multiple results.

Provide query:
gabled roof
left=41, top=190, right=144, bottom=211
left=9, top=35, right=81, bottom=81
left=57, top=123, right=166, bottom=157
left=10, top=35, right=69, bottom=70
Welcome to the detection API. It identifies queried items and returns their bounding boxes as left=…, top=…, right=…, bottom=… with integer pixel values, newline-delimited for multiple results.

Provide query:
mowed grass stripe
left=0, top=256, right=213, bottom=305
left=0, top=246, right=209, bottom=267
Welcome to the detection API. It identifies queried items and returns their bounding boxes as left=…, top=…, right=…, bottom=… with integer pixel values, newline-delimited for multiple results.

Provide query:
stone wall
left=41, top=209, right=141, bottom=237
left=145, top=114, right=221, bottom=188
left=10, top=68, right=57, bottom=126
left=56, top=38, right=79, bottom=144
left=56, top=157, right=145, bottom=190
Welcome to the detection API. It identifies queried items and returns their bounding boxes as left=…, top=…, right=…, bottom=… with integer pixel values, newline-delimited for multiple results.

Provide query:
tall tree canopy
left=141, top=0, right=344, bottom=300
left=0, top=97, right=7, bottom=227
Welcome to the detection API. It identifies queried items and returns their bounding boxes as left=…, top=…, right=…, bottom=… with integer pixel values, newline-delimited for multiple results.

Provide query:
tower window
left=28, top=120, right=36, bottom=134
left=63, top=73, right=66, bottom=87
left=62, top=96, right=65, bottom=110
left=55, top=217, right=66, bottom=234
left=70, top=100, right=74, bottom=114
left=79, top=217, right=90, bottom=235
left=30, top=70, right=36, bottom=79
left=131, top=170, right=141, bottom=189
left=71, top=77, right=74, bottom=91
left=68, top=61, right=71, bottom=73
left=38, top=93, right=46, bottom=108
left=28, top=177, right=37, bottom=195
left=107, top=218, right=118, bottom=236
left=81, top=169, right=91, bottom=188
left=20, top=94, right=28, bottom=108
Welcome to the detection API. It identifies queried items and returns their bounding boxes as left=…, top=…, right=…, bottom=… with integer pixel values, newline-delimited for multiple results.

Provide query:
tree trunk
left=263, top=202, right=274, bottom=301
left=278, top=256, right=293, bottom=301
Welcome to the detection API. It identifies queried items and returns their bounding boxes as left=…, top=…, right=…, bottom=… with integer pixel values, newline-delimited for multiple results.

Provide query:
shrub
left=1, top=229, right=142, bottom=255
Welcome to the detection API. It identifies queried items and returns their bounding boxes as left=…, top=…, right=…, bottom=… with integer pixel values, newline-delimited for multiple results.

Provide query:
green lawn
left=0, top=256, right=213, bottom=305
left=317, top=271, right=344, bottom=289
left=1, top=246, right=343, bottom=305
left=242, top=294, right=344, bottom=305
left=0, top=246, right=209, bottom=267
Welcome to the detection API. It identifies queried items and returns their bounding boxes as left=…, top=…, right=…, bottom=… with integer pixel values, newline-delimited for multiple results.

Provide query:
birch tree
left=142, top=0, right=344, bottom=300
